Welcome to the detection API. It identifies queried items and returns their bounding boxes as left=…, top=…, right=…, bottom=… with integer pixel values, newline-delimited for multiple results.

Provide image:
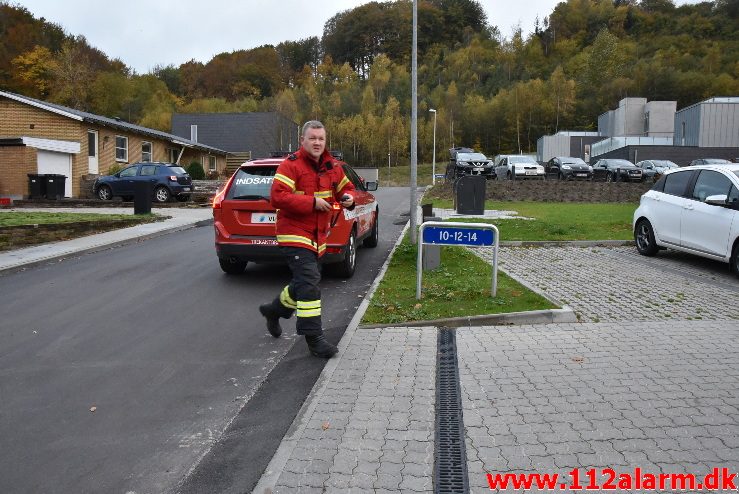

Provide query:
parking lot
left=477, top=245, right=739, bottom=323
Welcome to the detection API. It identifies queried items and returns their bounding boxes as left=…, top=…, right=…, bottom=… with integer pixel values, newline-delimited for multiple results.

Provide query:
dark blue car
left=93, top=162, right=194, bottom=202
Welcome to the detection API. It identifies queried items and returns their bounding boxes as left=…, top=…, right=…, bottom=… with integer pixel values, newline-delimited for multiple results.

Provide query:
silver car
left=635, top=160, right=678, bottom=181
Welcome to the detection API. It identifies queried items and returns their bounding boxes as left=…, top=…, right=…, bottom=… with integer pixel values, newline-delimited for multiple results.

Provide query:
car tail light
left=212, top=188, right=226, bottom=209
left=326, top=246, right=342, bottom=254
left=212, top=175, right=236, bottom=210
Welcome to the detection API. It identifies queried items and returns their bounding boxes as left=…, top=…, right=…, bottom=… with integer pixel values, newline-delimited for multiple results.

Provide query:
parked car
left=633, top=163, right=739, bottom=276
left=689, top=158, right=733, bottom=166
left=545, top=157, right=592, bottom=181
left=635, top=160, right=679, bottom=181
left=212, top=157, right=379, bottom=277
left=493, top=154, right=545, bottom=180
left=445, top=147, right=495, bottom=180
left=592, top=159, right=643, bottom=182
left=94, top=162, right=193, bottom=202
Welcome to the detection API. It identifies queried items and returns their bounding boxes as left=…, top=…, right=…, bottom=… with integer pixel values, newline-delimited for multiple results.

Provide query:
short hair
left=301, top=120, right=325, bottom=136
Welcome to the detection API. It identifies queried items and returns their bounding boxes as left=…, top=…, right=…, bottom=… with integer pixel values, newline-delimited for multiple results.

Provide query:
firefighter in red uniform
left=259, top=120, right=355, bottom=358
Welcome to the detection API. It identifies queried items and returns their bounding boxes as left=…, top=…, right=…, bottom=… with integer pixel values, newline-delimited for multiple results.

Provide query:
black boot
left=305, top=335, right=338, bottom=358
left=259, top=304, right=282, bottom=338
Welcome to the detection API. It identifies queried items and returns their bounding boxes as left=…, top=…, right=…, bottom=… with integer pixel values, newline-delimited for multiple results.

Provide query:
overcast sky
left=14, top=0, right=697, bottom=74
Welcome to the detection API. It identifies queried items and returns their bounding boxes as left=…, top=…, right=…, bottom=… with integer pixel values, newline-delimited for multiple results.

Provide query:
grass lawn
left=361, top=233, right=555, bottom=325
left=378, top=162, right=437, bottom=187
left=423, top=200, right=638, bottom=241
left=0, top=211, right=156, bottom=227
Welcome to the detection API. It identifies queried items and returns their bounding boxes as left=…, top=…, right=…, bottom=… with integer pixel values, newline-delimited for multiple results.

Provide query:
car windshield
left=610, top=160, right=634, bottom=166
left=227, top=166, right=275, bottom=200
left=703, top=159, right=732, bottom=164
left=561, top=158, right=586, bottom=165
left=457, top=153, right=488, bottom=161
left=165, top=166, right=187, bottom=174
left=653, top=161, right=678, bottom=168
left=509, top=156, right=537, bottom=164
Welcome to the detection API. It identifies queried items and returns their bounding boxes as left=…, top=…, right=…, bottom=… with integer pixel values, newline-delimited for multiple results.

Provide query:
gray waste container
left=134, top=181, right=152, bottom=214
left=455, top=175, right=486, bottom=214
left=44, top=174, right=66, bottom=200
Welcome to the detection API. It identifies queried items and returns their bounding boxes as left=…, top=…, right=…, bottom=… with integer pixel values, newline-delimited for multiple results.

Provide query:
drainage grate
left=435, top=328, right=469, bottom=493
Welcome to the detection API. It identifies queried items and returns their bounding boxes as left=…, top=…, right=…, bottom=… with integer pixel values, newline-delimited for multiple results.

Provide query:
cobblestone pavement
left=260, top=244, right=739, bottom=493
left=458, top=321, right=739, bottom=493
left=272, top=327, right=437, bottom=493
left=476, top=246, right=739, bottom=323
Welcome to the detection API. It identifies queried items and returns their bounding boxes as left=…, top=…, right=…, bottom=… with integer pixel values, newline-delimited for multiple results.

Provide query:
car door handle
left=683, top=204, right=694, bottom=210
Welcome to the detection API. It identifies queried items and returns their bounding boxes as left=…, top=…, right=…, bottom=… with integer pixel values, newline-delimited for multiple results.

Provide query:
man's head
left=300, top=120, right=326, bottom=161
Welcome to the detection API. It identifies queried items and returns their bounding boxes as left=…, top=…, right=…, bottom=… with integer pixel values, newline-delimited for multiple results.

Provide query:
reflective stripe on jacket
left=271, top=148, right=356, bottom=255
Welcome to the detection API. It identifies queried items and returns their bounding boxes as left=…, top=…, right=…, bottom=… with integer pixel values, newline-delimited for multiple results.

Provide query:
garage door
left=37, top=150, right=72, bottom=198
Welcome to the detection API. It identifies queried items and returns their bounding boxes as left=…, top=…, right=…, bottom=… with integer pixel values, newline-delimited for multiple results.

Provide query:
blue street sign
left=417, top=221, right=499, bottom=299
left=422, top=226, right=494, bottom=246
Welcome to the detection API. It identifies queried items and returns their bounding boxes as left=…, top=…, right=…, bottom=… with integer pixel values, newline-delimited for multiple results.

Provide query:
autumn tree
left=10, top=45, right=55, bottom=98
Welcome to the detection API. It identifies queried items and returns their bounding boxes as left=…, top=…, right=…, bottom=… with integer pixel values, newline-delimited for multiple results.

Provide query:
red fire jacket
left=271, top=148, right=356, bottom=256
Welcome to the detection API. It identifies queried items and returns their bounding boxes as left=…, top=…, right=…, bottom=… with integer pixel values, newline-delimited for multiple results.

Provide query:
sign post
left=416, top=221, right=499, bottom=299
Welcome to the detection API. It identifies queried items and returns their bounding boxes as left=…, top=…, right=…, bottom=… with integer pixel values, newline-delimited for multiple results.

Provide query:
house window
left=141, top=141, right=152, bottom=162
left=169, top=148, right=180, bottom=163
left=208, top=155, right=216, bottom=171
left=115, top=136, right=128, bottom=162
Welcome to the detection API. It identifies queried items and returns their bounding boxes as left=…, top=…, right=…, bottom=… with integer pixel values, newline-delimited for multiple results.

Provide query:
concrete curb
left=252, top=220, right=411, bottom=494
left=358, top=305, right=578, bottom=329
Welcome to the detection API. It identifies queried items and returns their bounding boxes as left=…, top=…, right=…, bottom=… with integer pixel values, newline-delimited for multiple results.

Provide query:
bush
left=187, top=161, right=205, bottom=180
left=107, top=164, right=123, bottom=176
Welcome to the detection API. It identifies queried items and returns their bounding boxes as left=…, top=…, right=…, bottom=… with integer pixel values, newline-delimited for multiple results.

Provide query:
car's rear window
left=227, top=166, right=276, bottom=200
left=165, top=166, right=187, bottom=175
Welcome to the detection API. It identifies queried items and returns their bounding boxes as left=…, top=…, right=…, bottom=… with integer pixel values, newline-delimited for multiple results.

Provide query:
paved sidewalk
left=476, top=245, right=739, bottom=323
left=255, top=242, right=739, bottom=493
left=0, top=206, right=212, bottom=273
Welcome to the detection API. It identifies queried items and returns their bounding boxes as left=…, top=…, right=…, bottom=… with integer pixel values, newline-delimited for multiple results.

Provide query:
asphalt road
left=0, top=187, right=412, bottom=494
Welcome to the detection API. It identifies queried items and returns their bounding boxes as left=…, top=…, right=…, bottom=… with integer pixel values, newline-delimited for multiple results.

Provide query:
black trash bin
left=134, top=180, right=152, bottom=214
left=44, top=174, right=67, bottom=200
left=455, top=175, right=486, bottom=215
left=27, top=174, right=46, bottom=199
left=421, top=203, right=433, bottom=223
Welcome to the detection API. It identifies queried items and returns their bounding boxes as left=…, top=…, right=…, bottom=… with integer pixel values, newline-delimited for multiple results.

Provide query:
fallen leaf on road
left=322, top=421, right=330, bottom=430
left=90, top=406, right=97, bottom=412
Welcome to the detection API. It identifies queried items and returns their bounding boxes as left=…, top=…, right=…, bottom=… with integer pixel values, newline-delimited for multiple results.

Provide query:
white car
left=633, top=163, right=739, bottom=276
left=493, top=155, right=545, bottom=180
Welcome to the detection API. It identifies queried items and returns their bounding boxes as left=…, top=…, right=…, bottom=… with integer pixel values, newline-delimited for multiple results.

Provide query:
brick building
left=0, top=90, right=229, bottom=199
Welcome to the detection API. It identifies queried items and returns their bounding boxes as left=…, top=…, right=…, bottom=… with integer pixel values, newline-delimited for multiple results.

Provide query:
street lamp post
left=429, top=108, right=437, bottom=185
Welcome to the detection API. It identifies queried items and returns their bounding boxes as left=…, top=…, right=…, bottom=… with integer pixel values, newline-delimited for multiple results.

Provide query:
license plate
left=252, top=213, right=276, bottom=223
left=525, top=170, right=537, bottom=175
left=250, top=239, right=278, bottom=245
left=576, top=173, right=587, bottom=177
left=473, top=167, right=484, bottom=172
